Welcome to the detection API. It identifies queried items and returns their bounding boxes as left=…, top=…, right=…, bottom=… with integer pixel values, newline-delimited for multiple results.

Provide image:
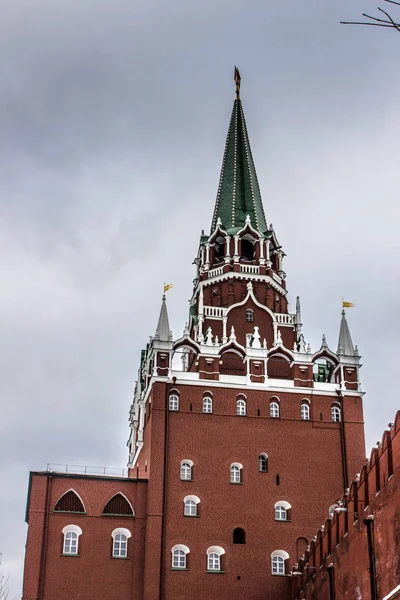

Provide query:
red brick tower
left=128, top=70, right=366, bottom=600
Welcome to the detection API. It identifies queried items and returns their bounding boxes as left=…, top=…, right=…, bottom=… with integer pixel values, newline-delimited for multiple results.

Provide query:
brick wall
left=22, top=473, right=147, bottom=600
left=290, top=410, right=400, bottom=600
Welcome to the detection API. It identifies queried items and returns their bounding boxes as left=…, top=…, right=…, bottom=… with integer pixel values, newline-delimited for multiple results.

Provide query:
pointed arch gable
left=102, top=493, right=135, bottom=517
left=218, top=342, right=246, bottom=359
left=208, top=223, right=228, bottom=244
left=236, top=220, right=262, bottom=240
left=267, top=348, right=294, bottom=362
left=225, top=284, right=276, bottom=323
left=312, top=348, right=338, bottom=366
left=54, top=489, right=86, bottom=513
left=173, top=338, right=200, bottom=355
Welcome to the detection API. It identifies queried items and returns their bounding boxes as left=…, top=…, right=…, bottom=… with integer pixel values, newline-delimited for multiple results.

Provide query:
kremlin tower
left=22, top=71, right=367, bottom=600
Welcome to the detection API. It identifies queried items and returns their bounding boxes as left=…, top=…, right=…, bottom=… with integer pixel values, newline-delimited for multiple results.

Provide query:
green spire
left=211, top=69, right=268, bottom=235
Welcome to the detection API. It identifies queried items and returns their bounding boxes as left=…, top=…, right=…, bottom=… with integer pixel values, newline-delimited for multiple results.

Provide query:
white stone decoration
left=205, top=327, right=213, bottom=346
left=252, top=326, right=261, bottom=349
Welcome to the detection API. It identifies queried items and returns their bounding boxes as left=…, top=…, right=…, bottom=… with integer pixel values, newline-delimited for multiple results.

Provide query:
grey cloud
left=1, top=0, right=399, bottom=596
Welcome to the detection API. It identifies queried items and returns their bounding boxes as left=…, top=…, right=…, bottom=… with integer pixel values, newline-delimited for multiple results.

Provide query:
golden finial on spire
left=234, top=66, right=241, bottom=99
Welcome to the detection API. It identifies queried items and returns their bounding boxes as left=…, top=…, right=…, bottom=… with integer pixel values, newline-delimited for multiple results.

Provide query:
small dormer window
left=246, top=309, right=254, bottom=323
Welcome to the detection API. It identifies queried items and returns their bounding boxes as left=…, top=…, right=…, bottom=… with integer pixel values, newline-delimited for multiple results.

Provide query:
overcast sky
left=1, top=0, right=399, bottom=596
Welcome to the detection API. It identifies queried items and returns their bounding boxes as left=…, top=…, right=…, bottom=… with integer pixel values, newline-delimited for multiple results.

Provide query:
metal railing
left=46, top=463, right=128, bottom=477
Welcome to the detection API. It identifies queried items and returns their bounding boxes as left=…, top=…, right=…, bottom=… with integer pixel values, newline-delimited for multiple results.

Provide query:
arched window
left=274, top=501, right=292, bottom=521
left=259, top=453, right=268, bottom=472
left=246, top=309, right=254, bottom=323
left=233, top=528, right=246, bottom=544
left=102, top=493, right=134, bottom=516
left=331, top=404, right=341, bottom=422
left=111, top=528, right=131, bottom=558
left=237, top=398, right=246, bottom=416
left=230, top=463, right=242, bottom=484
left=169, top=394, right=179, bottom=411
left=207, top=546, right=225, bottom=571
left=54, top=489, right=85, bottom=513
left=301, top=402, right=310, bottom=421
left=171, top=544, right=190, bottom=569
left=214, top=236, right=225, bottom=263
left=184, top=495, right=200, bottom=516
left=271, top=550, right=289, bottom=575
left=270, top=400, right=280, bottom=418
left=62, top=525, right=82, bottom=555
left=203, top=396, right=212, bottom=413
left=180, top=460, right=193, bottom=481
left=241, top=237, right=255, bottom=261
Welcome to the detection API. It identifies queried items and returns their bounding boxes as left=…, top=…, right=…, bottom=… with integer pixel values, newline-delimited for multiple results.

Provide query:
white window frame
left=259, top=453, right=268, bottom=472
left=245, top=309, right=254, bottom=322
left=62, top=524, right=82, bottom=555
left=230, top=462, right=243, bottom=484
left=171, top=544, right=190, bottom=569
left=270, top=400, right=280, bottom=418
left=183, top=495, right=200, bottom=516
left=203, top=396, right=212, bottom=413
left=271, top=549, right=289, bottom=575
left=111, top=527, right=131, bottom=558
left=237, top=399, right=246, bottom=416
left=180, top=460, right=193, bottom=481
left=331, top=404, right=341, bottom=422
left=169, top=394, right=179, bottom=411
left=301, top=402, right=310, bottom=421
left=206, top=546, right=225, bottom=572
left=274, top=501, right=291, bottom=521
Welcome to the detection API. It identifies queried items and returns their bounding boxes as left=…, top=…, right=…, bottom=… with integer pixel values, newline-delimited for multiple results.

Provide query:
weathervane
left=234, top=66, right=241, bottom=99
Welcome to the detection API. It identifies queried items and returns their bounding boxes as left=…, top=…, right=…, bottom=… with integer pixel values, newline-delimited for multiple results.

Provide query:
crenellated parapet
left=290, top=410, right=400, bottom=600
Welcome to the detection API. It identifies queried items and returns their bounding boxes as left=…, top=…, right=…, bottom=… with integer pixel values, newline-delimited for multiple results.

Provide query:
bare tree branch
left=341, top=1, right=400, bottom=31
left=377, top=6, right=400, bottom=30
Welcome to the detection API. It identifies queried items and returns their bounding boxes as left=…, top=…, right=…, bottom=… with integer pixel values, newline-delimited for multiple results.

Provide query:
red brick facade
left=22, top=474, right=147, bottom=600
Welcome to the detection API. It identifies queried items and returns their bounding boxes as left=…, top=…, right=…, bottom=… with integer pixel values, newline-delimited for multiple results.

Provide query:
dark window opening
left=233, top=528, right=246, bottom=544
left=313, top=361, right=332, bottom=383
left=214, top=239, right=225, bottom=263
left=241, top=239, right=254, bottom=261
left=54, top=491, right=85, bottom=513
left=276, top=474, right=280, bottom=486
left=103, top=494, right=134, bottom=516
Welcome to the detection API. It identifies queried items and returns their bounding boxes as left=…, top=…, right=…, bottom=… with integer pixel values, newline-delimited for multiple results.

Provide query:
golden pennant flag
left=342, top=300, right=355, bottom=308
left=164, top=283, right=173, bottom=293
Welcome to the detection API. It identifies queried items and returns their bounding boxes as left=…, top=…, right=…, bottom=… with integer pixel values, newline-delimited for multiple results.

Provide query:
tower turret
left=337, top=308, right=361, bottom=392
left=154, top=294, right=173, bottom=342
left=337, top=309, right=355, bottom=356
